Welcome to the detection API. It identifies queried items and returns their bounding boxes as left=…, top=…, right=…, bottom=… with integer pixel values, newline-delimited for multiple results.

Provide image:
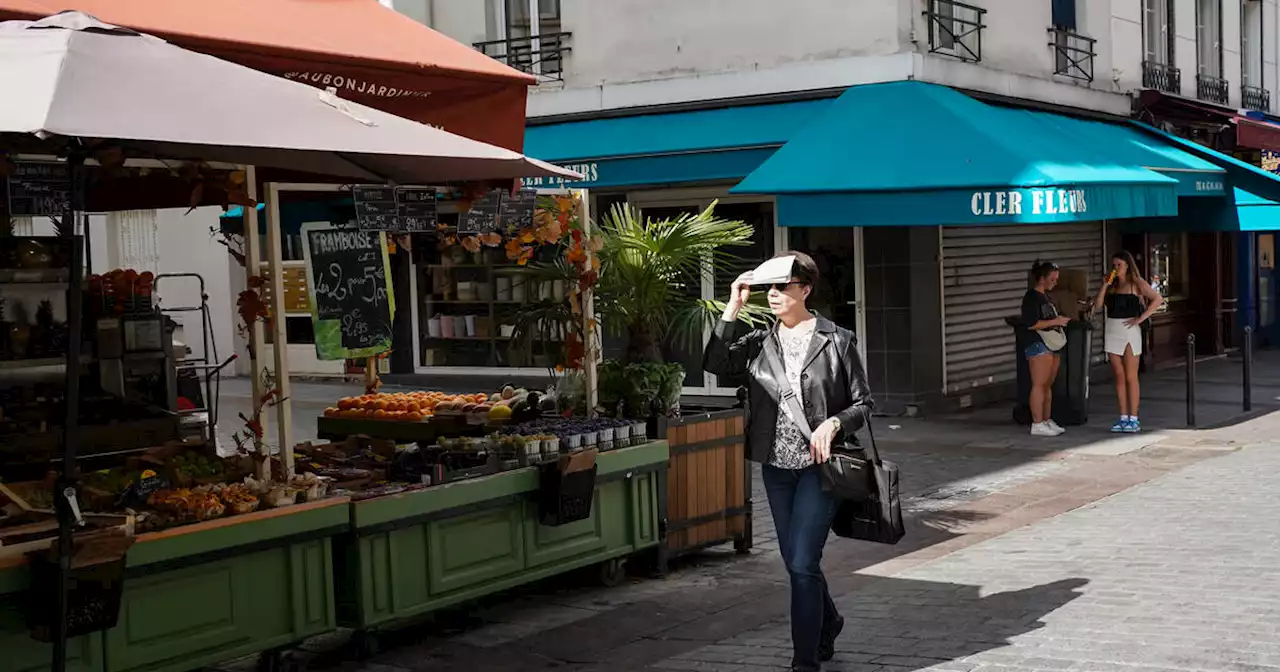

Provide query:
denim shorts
left=1024, top=341, right=1053, bottom=359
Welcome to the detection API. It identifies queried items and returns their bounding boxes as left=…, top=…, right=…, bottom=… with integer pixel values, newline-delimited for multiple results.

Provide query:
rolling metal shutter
left=941, top=222, right=1105, bottom=394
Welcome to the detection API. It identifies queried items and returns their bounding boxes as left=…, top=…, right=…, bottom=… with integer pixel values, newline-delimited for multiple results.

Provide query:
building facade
left=392, top=0, right=1280, bottom=413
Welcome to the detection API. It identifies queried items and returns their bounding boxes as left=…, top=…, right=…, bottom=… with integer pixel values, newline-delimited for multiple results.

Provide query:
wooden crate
left=656, top=408, right=750, bottom=569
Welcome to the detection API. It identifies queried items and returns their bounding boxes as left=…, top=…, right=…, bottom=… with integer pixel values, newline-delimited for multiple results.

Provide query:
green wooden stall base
left=0, top=497, right=350, bottom=672
left=337, top=441, right=669, bottom=631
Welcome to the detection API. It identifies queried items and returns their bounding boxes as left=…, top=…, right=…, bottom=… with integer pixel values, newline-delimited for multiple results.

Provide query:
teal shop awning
left=1134, top=121, right=1280, bottom=203
left=520, top=99, right=833, bottom=190
left=1236, top=188, right=1280, bottom=231
left=730, top=81, right=1181, bottom=227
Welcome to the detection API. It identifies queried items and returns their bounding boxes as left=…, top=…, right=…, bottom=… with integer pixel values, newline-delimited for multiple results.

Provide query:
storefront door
left=1260, top=233, right=1277, bottom=346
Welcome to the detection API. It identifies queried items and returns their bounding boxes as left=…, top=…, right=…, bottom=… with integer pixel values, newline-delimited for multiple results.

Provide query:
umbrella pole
left=52, top=153, right=86, bottom=672
left=243, top=168, right=270, bottom=480
left=577, top=190, right=598, bottom=418
left=263, top=183, right=294, bottom=478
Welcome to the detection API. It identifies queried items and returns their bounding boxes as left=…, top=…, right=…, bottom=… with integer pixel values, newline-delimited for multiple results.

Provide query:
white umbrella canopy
left=0, top=12, right=579, bottom=184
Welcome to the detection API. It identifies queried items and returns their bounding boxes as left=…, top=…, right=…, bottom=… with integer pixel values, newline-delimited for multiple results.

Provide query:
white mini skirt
left=1104, top=317, right=1143, bottom=356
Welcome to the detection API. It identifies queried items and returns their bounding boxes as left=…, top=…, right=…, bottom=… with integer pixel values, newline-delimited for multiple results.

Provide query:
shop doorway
left=785, top=227, right=867, bottom=362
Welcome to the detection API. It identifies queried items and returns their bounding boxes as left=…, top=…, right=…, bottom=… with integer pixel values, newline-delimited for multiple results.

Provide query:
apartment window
left=1143, top=0, right=1172, bottom=65
left=476, top=0, right=569, bottom=78
left=1196, top=0, right=1222, bottom=76
left=1051, top=0, right=1077, bottom=31
left=925, top=0, right=986, bottom=63
left=1242, top=0, right=1268, bottom=110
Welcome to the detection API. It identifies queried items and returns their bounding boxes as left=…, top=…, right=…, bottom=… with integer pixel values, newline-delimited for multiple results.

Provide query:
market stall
left=0, top=12, right=573, bottom=672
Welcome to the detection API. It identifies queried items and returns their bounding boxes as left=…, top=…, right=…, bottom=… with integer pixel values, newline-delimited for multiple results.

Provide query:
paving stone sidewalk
left=658, top=434, right=1280, bottom=671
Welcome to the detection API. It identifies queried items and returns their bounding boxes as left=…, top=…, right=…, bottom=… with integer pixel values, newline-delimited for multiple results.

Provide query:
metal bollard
left=1244, top=326, right=1254, bottom=412
left=1186, top=334, right=1197, bottom=428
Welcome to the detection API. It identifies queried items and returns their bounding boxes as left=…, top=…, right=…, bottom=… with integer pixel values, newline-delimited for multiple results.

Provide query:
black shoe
left=818, top=615, right=844, bottom=662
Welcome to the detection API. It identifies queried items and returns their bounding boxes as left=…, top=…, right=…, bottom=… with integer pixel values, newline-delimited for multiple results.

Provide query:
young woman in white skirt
left=1092, top=251, right=1164, bottom=433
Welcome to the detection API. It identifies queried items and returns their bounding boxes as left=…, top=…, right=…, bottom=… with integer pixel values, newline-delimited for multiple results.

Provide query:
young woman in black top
left=1092, top=250, right=1163, bottom=433
left=1020, top=261, right=1071, bottom=437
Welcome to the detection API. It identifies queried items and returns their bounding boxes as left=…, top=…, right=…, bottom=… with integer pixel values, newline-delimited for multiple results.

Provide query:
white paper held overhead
left=747, top=256, right=796, bottom=286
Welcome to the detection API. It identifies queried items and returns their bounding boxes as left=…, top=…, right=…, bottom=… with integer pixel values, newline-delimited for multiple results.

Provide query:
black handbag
left=763, top=342, right=905, bottom=545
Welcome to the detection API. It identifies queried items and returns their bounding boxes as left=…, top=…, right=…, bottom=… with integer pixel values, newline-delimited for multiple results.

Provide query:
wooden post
left=364, top=356, right=380, bottom=395
left=577, top=189, right=599, bottom=418
left=243, top=167, right=270, bottom=480
left=264, top=182, right=295, bottom=479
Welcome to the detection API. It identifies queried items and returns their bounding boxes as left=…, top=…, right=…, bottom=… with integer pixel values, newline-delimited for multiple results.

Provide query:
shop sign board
left=301, top=225, right=395, bottom=360
left=6, top=161, right=71, bottom=217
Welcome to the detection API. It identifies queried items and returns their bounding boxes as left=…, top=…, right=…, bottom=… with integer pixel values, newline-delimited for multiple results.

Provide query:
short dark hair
left=774, top=251, right=820, bottom=286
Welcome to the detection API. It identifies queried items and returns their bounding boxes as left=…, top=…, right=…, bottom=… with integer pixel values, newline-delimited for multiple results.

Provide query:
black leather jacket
left=703, top=315, right=874, bottom=464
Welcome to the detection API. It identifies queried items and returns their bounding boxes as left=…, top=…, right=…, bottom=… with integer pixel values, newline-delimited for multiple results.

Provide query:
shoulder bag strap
left=761, top=335, right=814, bottom=441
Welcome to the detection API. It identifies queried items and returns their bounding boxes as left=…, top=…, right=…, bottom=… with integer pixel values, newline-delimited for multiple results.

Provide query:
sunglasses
left=767, top=282, right=806, bottom=292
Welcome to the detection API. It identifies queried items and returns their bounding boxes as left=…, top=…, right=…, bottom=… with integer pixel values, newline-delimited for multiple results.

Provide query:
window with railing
left=1143, top=61, right=1182, bottom=94
left=1195, top=0, right=1222, bottom=82
left=924, top=0, right=986, bottom=63
left=1197, top=74, right=1230, bottom=104
left=474, top=0, right=570, bottom=79
left=1049, top=28, right=1095, bottom=82
left=1242, top=0, right=1268, bottom=110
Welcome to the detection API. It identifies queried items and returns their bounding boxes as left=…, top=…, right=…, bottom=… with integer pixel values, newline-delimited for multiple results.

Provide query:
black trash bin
left=1007, top=317, right=1093, bottom=426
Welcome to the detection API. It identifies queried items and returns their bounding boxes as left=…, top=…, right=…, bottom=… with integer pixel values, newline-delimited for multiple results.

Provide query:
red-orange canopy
left=0, top=0, right=533, bottom=150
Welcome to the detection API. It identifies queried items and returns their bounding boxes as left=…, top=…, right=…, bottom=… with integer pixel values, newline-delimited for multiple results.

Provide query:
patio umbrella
left=0, top=12, right=579, bottom=184
left=0, top=0, right=533, bottom=150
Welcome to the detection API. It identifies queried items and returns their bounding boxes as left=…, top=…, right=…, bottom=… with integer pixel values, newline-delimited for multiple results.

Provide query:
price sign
left=301, top=225, right=396, bottom=359
left=458, top=189, right=502, bottom=234
left=353, top=185, right=437, bottom=232
left=7, top=161, right=70, bottom=217
left=500, top=189, right=538, bottom=234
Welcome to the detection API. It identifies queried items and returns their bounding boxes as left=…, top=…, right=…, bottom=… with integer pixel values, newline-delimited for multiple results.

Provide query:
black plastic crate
left=537, top=463, right=596, bottom=527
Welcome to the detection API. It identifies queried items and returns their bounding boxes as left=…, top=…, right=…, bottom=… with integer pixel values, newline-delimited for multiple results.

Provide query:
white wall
left=154, top=208, right=235, bottom=370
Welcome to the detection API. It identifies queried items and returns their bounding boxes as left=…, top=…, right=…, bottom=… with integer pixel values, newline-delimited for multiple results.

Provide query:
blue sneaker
left=1110, top=418, right=1127, bottom=433
left=1123, top=419, right=1141, bottom=434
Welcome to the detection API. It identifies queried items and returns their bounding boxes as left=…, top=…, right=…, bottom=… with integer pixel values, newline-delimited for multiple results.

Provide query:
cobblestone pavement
left=659, top=435, right=1280, bottom=672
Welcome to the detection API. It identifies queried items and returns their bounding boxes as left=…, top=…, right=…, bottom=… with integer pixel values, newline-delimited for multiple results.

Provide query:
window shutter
left=1052, top=0, right=1077, bottom=30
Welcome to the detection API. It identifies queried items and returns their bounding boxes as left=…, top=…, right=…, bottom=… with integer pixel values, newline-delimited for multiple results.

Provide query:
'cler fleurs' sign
left=970, top=188, right=1088, bottom=218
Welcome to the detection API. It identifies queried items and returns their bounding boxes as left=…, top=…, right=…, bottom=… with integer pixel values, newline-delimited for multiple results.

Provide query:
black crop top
left=1105, top=292, right=1144, bottom=319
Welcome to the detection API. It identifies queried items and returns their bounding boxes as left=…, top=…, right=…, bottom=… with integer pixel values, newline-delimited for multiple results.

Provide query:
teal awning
left=219, top=199, right=353, bottom=234
left=520, top=99, right=833, bottom=190
left=1237, top=188, right=1280, bottom=232
left=1133, top=122, right=1280, bottom=203
left=730, top=81, right=1181, bottom=226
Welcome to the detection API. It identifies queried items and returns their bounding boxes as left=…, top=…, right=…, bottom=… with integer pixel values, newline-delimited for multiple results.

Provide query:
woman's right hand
left=1053, top=315, right=1072, bottom=327
left=729, top=272, right=752, bottom=308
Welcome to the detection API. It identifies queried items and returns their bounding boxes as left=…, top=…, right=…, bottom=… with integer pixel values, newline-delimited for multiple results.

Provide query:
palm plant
left=593, top=201, right=769, bottom=363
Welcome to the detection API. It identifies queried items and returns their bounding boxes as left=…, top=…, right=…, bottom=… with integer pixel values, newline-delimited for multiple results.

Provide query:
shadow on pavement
left=825, top=576, right=1090, bottom=670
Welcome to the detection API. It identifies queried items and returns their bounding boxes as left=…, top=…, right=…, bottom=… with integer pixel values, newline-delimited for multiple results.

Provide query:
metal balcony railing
left=924, top=0, right=986, bottom=63
left=1242, top=85, right=1271, bottom=112
left=474, top=31, right=572, bottom=80
left=1142, top=61, right=1182, bottom=94
left=1048, top=28, right=1096, bottom=82
left=1196, top=74, right=1230, bottom=105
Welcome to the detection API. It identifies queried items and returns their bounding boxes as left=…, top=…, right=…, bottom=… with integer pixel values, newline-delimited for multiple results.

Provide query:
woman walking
left=1020, top=261, right=1071, bottom=437
left=704, top=252, right=873, bottom=672
left=1092, top=251, right=1163, bottom=433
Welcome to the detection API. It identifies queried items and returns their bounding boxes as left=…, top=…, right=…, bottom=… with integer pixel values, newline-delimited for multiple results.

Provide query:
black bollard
left=1244, top=326, right=1254, bottom=413
left=1186, top=334, right=1196, bottom=428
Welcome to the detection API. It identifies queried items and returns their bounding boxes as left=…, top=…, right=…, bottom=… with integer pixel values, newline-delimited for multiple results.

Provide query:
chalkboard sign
left=301, top=226, right=395, bottom=359
left=500, top=189, right=538, bottom=234
left=396, top=187, right=437, bottom=232
left=459, top=189, right=502, bottom=234
left=7, top=161, right=70, bottom=217
left=352, top=185, right=437, bottom=232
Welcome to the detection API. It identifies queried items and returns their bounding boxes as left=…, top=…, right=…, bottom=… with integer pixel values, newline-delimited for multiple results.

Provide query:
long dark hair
left=1110, top=250, right=1145, bottom=288
left=1028, top=260, right=1058, bottom=289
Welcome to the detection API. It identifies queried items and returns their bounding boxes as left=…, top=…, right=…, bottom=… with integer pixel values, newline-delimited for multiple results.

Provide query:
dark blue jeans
left=762, top=464, right=841, bottom=670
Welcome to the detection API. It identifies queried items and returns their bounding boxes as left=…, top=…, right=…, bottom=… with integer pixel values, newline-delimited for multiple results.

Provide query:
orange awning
left=0, top=0, right=533, bottom=150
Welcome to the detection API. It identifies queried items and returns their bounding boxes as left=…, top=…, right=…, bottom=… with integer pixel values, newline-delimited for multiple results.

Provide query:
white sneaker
left=1030, top=422, right=1058, bottom=437
left=1046, top=419, right=1065, bottom=435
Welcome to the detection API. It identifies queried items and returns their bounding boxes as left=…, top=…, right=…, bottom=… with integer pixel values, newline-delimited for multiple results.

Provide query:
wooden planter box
left=655, top=407, right=751, bottom=570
